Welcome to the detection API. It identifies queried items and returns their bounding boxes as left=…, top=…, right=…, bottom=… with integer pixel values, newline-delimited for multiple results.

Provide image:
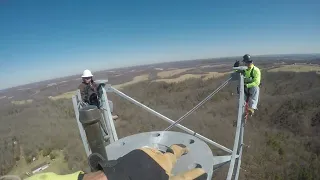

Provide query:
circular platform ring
left=105, top=131, right=214, bottom=180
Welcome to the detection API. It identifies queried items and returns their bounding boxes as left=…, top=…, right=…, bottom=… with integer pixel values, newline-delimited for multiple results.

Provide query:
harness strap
left=250, top=67, right=254, bottom=79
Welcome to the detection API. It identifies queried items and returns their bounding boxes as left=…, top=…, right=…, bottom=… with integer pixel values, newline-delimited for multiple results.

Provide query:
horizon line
left=2, top=52, right=320, bottom=91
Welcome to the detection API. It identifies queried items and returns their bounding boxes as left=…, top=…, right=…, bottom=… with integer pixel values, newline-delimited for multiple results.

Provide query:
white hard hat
left=81, top=69, right=93, bottom=78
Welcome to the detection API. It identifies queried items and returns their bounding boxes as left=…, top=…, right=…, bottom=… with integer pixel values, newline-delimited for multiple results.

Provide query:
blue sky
left=0, top=0, right=319, bottom=89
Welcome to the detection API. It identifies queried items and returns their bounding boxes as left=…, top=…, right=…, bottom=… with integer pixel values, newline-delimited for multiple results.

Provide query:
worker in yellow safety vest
left=16, top=144, right=207, bottom=180
left=234, top=54, right=261, bottom=116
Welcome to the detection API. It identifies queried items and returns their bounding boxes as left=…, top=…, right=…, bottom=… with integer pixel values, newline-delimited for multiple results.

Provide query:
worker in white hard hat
left=78, top=69, right=118, bottom=120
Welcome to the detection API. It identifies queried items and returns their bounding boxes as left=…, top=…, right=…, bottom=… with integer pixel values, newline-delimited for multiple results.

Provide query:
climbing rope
left=164, top=77, right=232, bottom=131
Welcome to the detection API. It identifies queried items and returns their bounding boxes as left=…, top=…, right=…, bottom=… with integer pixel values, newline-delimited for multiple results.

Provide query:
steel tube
left=99, top=86, right=118, bottom=142
left=226, top=73, right=245, bottom=180
left=234, top=125, right=244, bottom=180
left=72, top=95, right=91, bottom=157
left=79, top=105, right=108, bottom=160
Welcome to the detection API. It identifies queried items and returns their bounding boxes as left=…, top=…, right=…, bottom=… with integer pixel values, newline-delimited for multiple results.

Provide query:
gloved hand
left=233, top=60, right=240, bottom=67
left=89, top=144, right=208, bottom=180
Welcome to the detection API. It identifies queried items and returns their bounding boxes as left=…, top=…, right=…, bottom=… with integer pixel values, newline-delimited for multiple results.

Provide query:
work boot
left=112, top=115, right=119, bottom=120
left=248, top=108, right=254, bottom=116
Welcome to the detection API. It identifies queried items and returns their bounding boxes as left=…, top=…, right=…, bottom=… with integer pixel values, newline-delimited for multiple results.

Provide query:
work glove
left=89, top=144, right=208, bottom=180
left=233, top=60, right=240, bottom=67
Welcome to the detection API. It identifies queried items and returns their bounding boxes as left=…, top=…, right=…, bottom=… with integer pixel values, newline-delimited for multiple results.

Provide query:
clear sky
left=0, top=0, right=319, bottom=89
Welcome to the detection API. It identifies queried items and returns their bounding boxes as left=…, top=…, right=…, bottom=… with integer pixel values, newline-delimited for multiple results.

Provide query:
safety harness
left=250, top=67, right=255, bottom=80
left=244, top=66, right=262, bottom=97
left=84, top=83, right=101, bottom=108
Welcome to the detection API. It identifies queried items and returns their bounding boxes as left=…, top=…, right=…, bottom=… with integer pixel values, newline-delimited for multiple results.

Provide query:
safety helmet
left=242, top=54, right=252, bottom=63
left=81, top=69, right=93, bottom=78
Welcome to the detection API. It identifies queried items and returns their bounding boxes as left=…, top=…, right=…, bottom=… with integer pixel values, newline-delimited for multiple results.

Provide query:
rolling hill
left=0, top=57, right=320, bottom=179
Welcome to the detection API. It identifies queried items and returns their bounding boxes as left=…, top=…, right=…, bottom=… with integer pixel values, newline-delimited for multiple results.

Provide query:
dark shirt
left=78, top=81, right=99, bottom=105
